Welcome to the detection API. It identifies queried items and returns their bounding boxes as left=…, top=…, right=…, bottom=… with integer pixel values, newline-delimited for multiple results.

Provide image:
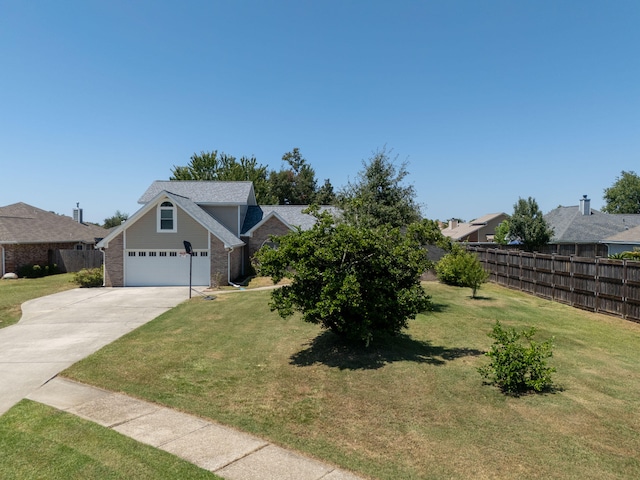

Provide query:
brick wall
left=246, top=216, right=292, bottom=259
left=3, top=242, right=81, bottom=275
left=210, top=234, right=229, bottom=286
left=103, top=233, right=124, bottom=287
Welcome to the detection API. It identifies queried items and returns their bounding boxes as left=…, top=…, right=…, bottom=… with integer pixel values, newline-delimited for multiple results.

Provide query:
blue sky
left=2, top=1, right=638, bottom=224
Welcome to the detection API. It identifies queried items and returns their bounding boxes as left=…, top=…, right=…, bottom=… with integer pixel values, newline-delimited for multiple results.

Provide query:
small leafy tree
left=509, top=197, right=553, bottom=252
left=254, top=207, right=432, bottom=345
left=494, top=219, right=511, bottom=245
left=435, top=245, right=488, bottom=298
left=478, top=321, right=555, bottom=396
left=602, top=170, right=640, bottom=214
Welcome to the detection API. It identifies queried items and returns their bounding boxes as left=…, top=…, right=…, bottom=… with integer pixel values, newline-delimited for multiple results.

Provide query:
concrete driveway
left=0, top=287, right=189, bottom=416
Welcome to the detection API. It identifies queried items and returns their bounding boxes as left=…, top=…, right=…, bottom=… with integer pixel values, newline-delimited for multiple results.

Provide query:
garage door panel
left=125, top=251, right=210, bottom=287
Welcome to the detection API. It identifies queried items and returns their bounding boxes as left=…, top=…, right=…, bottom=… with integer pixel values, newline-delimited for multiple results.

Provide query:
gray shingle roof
left=165, top=193, right=244, bottom=248
left=241, top=205, right=340, bottom=234
left=604, top=224, right=640, bottom=243
left=138, top=181, right=256, bottom=205
left=544, top=206, right=640, bottom=243
left=0, top=202, right=108, bottom=244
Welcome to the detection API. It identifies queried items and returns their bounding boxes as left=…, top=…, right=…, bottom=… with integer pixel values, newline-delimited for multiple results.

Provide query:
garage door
left=125, top=250, right=210, bottom=286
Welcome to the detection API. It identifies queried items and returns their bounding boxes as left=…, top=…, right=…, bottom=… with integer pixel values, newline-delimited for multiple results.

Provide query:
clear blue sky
left=2, top=1, right=639, bottom=224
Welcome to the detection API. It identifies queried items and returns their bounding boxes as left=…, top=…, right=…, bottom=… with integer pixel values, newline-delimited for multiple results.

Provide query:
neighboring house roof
left=544, top=206, right=640, bottom=244
left=241, top=205, right=340, bottom=235
left=603, top=224, right=640, bottom=244
left=0, top=202, right=107, bottom=244
left=441, top=213, right=507, bottom=241
left=138, top=181, right=256, bottom=205
left=97, top=191, right=245, bottom=249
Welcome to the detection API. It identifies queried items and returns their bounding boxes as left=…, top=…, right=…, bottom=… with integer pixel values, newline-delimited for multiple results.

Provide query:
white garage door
left=125, top=250, right=210, bottom=287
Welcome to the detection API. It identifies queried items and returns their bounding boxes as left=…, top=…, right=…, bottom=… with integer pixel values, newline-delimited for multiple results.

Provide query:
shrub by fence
left=468, top=246, right=640, bottom=323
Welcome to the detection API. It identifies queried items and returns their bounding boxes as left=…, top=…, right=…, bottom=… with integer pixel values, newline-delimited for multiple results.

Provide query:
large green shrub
left=254, top=207, right=432, bottom=345
left=435, top=246, right=488, bottom=297
left=73, top=268, right=103, bottom=288
left=478, top=321, right=556, bottom=396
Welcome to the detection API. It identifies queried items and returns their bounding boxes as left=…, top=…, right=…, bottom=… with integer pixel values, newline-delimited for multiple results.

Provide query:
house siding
left=103, top=233, right=124, bottom=287
left=126, top=206, right=208, bottom=250
left=201, top=206, right=239, bottom=235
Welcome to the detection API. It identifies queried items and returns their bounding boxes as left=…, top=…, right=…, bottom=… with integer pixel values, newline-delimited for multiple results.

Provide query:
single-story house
left=602, top=225, right=640, bottom=256
left=441, top=213, right=508, bottom=243
left=543, top=195, right=640, bottom=257
left=97, top=180, right=337, bottom=287
left=0, top=202, right=108, bottom=276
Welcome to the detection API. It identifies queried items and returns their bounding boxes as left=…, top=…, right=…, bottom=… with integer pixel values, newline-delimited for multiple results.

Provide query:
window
left=158, top=201, right=176, bottom=232
left=200, top=251, right=208, bottom=257
left=159, top=252, right=167, bottom=257
left=128, top=251, right=136, bottom=257
left=170, top=252, right=177, bottom=257
left=149, top=251, right=157, bottom=257
left=138, top=251, right=146, bottom=257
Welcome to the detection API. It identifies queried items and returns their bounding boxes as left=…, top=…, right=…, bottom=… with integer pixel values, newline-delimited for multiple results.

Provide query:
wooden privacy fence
left=467, top=246, right=640, bottom=323
left=53, top=249, right=103, bottom=273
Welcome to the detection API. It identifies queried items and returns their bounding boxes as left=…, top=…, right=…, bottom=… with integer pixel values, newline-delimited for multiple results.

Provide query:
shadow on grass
left=290, top=331, right=484, bottom=370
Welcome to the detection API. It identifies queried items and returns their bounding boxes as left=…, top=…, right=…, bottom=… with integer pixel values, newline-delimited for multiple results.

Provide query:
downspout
left=1, top=245, right=5, bottom=277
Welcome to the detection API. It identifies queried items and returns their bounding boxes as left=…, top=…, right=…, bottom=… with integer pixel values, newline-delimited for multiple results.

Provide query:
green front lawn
left=62, top=282, right=640, bottom=479
left=0, top=400, right=220, bottom=479
left=0, top=273, right=77, bottom=328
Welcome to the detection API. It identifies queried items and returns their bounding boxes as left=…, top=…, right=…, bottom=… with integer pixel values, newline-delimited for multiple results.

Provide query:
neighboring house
left=0, top=202, right=108, bottom=276
left=441, top=213, right=508, bottom=243
left=602, top=225, right=640, bottom=256
left=543, top=195, right=640, bottom=257
left=97, top=181, right=337, bottom=287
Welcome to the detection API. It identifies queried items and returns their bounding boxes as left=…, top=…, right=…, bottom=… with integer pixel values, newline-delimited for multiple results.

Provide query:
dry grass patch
left=64, top=282, right=640, bottom=479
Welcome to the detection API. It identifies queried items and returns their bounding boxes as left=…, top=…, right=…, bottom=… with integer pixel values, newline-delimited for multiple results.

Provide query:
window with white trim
left=157, top=201, right=176, bottom=232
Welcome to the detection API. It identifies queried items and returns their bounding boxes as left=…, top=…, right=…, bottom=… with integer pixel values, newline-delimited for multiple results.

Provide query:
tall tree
left=338, top=147, right=422, bottom=228
left=509, top=197, right=553, bottom=252
left=170, top=151, right=275, bottom=204
left=602, top=170, right=640, bottom=214
left=268, top=148, right=321, bottom=205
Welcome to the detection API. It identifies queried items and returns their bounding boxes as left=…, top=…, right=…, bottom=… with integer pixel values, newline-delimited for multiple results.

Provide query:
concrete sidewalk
left=28, top=377, right=363, bottom=480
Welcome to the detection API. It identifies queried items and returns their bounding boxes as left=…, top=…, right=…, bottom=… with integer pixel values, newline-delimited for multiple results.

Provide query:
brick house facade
left=97, top=182, right=335, bottom=287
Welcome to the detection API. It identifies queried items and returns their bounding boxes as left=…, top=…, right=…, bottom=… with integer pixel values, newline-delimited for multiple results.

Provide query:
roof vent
left=73, top=202, right=83, bottom=223
left=579, top=195, right=590, bottom=216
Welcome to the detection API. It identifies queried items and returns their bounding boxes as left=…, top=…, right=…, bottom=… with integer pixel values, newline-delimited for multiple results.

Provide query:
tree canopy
left=170, top=151, right=274, bottom=204
left=170, top=148, right=335, bottom=206
left=103, top=210, right=128, bottom=229
left=338, top=147, right=422, bottom=228
left=602, top=170, right=640, bottom=214
left=509, top=197, right=553, bottom=252
left=254, top=207, right=431, bottom=345
left=268, top=148, right=330, bottom=205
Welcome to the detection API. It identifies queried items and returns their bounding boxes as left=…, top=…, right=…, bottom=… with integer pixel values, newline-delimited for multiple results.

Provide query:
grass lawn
left=63, top=282, right=640, bottom=479
left=0, top=400, right=221, bottom=479
left=0, top=273, right=77, bottom=328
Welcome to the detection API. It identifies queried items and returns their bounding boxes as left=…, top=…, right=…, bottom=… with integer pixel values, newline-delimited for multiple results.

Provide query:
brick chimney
left=579, top=195, right=590, bottom=216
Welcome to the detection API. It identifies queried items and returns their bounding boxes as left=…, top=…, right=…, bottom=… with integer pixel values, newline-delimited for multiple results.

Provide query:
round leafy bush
left=73, top=268, right=103, bottom=288
left=478, top=321, right=556, bottom=396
